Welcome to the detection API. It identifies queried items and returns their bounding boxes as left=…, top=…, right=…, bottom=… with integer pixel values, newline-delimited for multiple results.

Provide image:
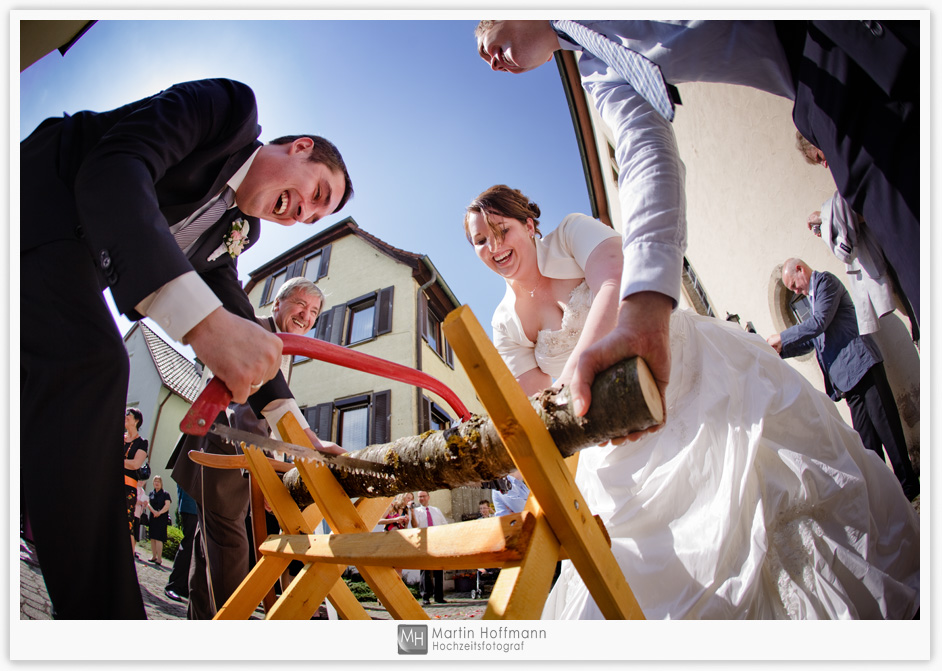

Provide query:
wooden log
left=284, top=356, right=662, bottom=502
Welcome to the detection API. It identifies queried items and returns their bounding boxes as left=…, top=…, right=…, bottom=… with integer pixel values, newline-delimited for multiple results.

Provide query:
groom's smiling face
left=235, top=137, right=345, bottom=226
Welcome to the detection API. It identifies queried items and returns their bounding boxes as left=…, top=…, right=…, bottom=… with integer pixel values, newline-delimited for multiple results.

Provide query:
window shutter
left=418, top=294, right=429, bottom=343
left=287, top=259, right=304, bottom=280
left=314, top=307, right=332, bottom=341
left=317, top=244, right=332, bottom=280
left=376, top=286, right=394, bottom=336
left=260, top=276, right=273, bottom=307
left=419, top=395, right=431, bottom=433
left=307, top=403, right=334, bottom=440
left=371, top=390, right=391, bottom=445
left=328, top=304, right=345, bottom=345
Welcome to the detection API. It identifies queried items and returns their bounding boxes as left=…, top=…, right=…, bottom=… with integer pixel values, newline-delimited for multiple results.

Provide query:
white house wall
left=246, top=231, right=487, bottom=520
left=124, top=327, right=162, bottom=446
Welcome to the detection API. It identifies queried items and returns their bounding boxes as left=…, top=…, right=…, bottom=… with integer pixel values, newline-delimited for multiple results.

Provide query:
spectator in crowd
left=147, top=476, right=173, bottom=566
left=413, top=491, right=449, bottom=605
left=767, top=259, right=919, bottom=501
left=164, top=485, right=198, bottom=602
left=123, top=408, right=148, bottom=557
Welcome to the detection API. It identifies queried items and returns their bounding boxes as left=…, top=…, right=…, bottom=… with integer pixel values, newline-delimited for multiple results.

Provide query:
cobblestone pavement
left=19, top=538, right=487, bottom=621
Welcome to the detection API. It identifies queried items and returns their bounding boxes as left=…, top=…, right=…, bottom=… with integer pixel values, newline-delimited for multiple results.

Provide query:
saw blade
left=209, top=423, right=392, bottom=478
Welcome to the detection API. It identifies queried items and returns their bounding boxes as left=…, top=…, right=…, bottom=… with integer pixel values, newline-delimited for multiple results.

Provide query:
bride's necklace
left=520, top=274, right=546, bottom=298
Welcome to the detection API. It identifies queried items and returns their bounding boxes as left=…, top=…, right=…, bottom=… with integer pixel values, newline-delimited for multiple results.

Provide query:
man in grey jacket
left=767, top=259, right=918, bottom=501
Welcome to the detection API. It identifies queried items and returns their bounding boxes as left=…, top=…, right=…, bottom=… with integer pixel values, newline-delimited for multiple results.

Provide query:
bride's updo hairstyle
left=464, top=184, right=542, bottom=244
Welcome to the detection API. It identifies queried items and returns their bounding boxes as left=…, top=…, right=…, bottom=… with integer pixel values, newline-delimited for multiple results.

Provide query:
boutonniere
left=207, top=218, right=251, bottom=261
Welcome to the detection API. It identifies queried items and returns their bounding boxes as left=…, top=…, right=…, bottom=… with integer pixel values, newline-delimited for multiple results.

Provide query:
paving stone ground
left=18, top=538, right=487, bottom=621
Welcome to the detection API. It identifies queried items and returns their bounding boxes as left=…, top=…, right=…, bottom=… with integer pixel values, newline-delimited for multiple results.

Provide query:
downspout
left=149, top=386, right=174, bottom=461
left=415, top=258, right=438, bottom=435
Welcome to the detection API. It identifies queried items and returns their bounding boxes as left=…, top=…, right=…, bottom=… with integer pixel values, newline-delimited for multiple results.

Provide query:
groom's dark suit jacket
left=21, top=77, right=290, bottom=410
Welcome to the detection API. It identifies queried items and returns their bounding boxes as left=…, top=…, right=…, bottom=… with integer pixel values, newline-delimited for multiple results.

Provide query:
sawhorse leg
left=279, top=415, right=427, bottom=620
left=444, top=306, right=644, bottom=620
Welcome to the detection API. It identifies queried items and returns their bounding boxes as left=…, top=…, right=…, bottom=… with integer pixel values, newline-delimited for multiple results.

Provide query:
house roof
left=245, top=217, right=461, bottom=310
left=137, top=322, right=203, bottom=403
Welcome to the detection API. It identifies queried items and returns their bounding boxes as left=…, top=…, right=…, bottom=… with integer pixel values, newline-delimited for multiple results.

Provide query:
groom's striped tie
left=174, top=186, right=235, bottom=251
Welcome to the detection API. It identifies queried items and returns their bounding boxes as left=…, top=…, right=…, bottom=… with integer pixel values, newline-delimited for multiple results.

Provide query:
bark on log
left=284, top=356, right=661, bottom=502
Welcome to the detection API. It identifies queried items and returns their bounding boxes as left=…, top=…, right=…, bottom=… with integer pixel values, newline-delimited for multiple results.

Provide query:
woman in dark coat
left=147, top=475, right=172, bottom=566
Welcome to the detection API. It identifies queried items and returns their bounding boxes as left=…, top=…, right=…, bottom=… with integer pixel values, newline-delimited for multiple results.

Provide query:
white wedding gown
left=537, top=283, right=920, bottom=619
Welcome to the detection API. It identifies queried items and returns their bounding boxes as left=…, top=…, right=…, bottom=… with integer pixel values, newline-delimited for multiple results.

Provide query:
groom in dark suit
left=767, top=259, right=919, bottom=502
left=20, top=78, right=352, bottom=618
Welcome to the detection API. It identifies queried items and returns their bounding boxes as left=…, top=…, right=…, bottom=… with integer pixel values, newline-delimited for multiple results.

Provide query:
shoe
left=434, top=599, right=448, bottom=604
left=422, top=599, right=431, bottom=605
left=148, top=558, right=162, bottom=566
left=164, top=588, right=185, bottom=602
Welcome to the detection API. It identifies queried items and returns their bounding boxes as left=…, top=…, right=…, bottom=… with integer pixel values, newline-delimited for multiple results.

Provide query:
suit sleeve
left=582, top=78, right=686, bottom=306
left=73, top=78, right=260, bottom=316
left=822, top=192, right=859, bottom=265
left=779, top=273, right=843, bottom=359
left=493, top=492, right=511, bottom=517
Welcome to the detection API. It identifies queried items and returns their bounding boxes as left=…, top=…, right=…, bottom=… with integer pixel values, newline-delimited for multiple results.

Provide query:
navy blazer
left=779, top=270, right=882, bottom=400
left=21, top=78, right=290, bottom=412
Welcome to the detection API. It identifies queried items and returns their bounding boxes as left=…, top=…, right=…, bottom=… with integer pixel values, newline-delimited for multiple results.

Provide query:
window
left=338, top=403, right=369, bottom=451
left=262, top=269, right=287, bottom=306
left=347, top=299, right=377, bottom=345
left=303, top=251, right=324, bottom=282
left=425, top=308, right=441, bottom=354
left=314, top=286, right=394, bottom=347
left=420, top=396, right=453, bottom=433
left=304, top=390, right=391, bottom=448
left=419, top=294, right=454, bottom=368
left=681, top=257, right=715, bottom=317
left=429, top=405, right=451, bottom=432
left=789, top=294, right=813, bottom=324
left=258, top=244, right=331, bottom=306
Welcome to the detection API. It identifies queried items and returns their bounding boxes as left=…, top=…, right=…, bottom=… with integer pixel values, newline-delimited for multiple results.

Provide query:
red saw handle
left=181, top=332, right=471, bottom=435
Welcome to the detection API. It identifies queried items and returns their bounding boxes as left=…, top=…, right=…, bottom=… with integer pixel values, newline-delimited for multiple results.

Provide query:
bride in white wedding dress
left=464, top=185, right=919, bottom=619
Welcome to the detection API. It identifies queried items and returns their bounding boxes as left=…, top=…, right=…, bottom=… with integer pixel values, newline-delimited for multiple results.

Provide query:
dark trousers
left=420, top=570, right=444, bottom=603
left=166, top=511, right=197, bottom=596
left=186, top=480, right=251, bottom=620
left=21, top=241, right=146, bottom=619
left=779, top=20, right=920, bottom=324
left=844, top=362, right=919, bottom=500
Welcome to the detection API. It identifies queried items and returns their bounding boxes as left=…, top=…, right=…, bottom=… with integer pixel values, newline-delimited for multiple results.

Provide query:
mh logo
left=398, top=624, right=428, bottom=655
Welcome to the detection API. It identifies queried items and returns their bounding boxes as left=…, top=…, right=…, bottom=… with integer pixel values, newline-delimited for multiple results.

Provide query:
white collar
left=226, top=146, right=261, bottom=203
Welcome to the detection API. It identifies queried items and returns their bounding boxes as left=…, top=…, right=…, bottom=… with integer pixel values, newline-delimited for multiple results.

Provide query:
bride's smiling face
left=467, top=211, right=536, bottom=280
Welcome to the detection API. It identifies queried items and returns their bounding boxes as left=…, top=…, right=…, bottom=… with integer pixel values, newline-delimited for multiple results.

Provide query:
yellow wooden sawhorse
left=212, top=305, right=645, bottom=620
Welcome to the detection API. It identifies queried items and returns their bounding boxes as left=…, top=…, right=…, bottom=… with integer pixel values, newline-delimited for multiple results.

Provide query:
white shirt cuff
left=620, top=241, right=683, bottom=307
left=135, top=271, right=223, bottom=342
left=262, top=398, right=310, bottom=443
